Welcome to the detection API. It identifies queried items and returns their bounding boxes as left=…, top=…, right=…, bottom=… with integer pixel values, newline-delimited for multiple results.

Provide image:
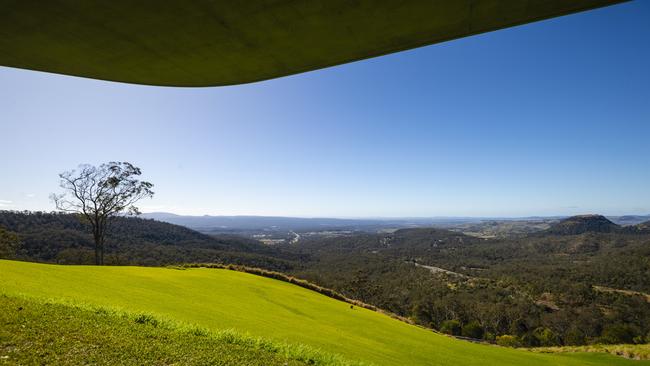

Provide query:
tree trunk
left=93, top=231, right=102, bottom=265
left=100, top=238, right=104, bottom=265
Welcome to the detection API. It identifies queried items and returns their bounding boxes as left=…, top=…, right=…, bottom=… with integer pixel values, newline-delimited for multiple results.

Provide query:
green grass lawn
left=0, top=295, right=331, bottom=365
left=0, top=260, right=646, bottom=366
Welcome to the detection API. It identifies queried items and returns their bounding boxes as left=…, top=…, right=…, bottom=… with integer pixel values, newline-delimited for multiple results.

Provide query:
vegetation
left=0, top=226, right=19, bottom=258
left=0, top=211, right=296, bottom=270
left=532, top=344, right=650, bottom=361
left=51, top=162, right=154, bottom=264
left=0, top=295, right=357, bottom=366
left=181, top=263, right=388, bottom=314
left=1, top=260, right=643, bottom=366
left=2, top=211, right=650, bottom=351
left=287, top=220, right=650, bottom=347
left=544, top=215, right=621, bottom=235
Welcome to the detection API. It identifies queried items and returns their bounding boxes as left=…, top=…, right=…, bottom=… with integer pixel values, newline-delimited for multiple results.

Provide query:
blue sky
left=1, top=2, right=649, bottom=218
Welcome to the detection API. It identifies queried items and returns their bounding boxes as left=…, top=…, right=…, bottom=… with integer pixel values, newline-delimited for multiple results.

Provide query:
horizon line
left=3, top=209, right=650, bottom=220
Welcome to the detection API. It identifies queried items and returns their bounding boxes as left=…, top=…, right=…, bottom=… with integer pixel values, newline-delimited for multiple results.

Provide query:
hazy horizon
left=1, top=1, right=649, bottom=218
left=142, top=212, right=645, bottom=220
left=2, top=209, right=648, bottom=221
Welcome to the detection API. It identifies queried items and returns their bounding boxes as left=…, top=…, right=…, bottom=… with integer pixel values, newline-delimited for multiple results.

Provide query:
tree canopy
left=51, top=162, right=154, bottom=264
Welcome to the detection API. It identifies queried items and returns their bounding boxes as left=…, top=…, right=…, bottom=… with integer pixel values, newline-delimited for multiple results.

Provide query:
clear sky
left=1, top=2, right=649, bottom=218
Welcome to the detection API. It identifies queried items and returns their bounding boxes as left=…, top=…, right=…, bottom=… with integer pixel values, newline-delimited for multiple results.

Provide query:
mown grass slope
left=0, top=295, right=336, bottom=365
left=0, top=260, right=646, bottom=366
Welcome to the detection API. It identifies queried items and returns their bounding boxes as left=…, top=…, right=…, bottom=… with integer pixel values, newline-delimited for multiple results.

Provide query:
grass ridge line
left=180, top=263, right=419, bottom=326
left=0, top=292, right=372, bottom=366
left=178, top=263, right=650, bottom=361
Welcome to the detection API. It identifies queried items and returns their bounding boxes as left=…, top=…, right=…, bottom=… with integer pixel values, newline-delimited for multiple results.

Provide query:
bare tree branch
left=51, top=162, right=154, bottom=265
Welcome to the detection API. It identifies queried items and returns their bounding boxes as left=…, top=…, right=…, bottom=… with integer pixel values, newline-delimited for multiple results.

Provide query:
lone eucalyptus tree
left=51, top=162, right=154, bottom=265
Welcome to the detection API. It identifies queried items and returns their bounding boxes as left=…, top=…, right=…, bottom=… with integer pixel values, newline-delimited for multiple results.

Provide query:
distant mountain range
left=139, top=212, right=488, bottom=232
left=611, top=214, right=650, bottom=226
left=141, top=212, right=650, bottom=232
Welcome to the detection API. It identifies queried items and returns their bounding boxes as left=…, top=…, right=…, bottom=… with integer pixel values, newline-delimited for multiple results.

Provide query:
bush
left=496, top=335, right=523, bottom=348
left=461, top=321, right=484, bottom=339
left=484, top=332, right=496, bottom=342
left=440, top=320, right=461, bottom=336
left=599, top=324, right=638, bottom=344
left=521, top=333, right=540, bottom=347
left=533, top=327, right=560, bottom=347
left=564, top=327, right=586, bottom=346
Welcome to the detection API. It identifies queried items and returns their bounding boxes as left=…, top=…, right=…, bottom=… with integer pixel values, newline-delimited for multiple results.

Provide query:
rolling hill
left=629, top=220, right=650, bottom=234
left=544, top=215, right=621, bottom=235
left=0, top=260, right=644, bottom=366
left=0, top=211, right=297, bottom=270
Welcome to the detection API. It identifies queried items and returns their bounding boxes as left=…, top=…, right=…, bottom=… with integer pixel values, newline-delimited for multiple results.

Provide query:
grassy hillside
left=0, top=260, right=646, bottom=366
left=0, top=295, right=335, bottom=365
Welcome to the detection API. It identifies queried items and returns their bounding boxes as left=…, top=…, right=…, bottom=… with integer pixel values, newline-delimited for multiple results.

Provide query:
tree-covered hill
left=0, top=211, right=297, bottom=270
left=627, top=220, right=650, bottom=234
left=543, top=215, right=621, bottom=235
left=286, top=218, right=650, bottom=347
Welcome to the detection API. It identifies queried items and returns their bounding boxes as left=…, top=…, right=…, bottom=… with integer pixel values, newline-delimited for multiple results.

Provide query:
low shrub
left=496, top=335, right=523, bottom=348
left=461, top=321, right=484, bottom=339
left=533, top=327, right=560, bottom=347
left=440, top=320, right=461, bottom=336
left=599, top=324, right=639, bottom=344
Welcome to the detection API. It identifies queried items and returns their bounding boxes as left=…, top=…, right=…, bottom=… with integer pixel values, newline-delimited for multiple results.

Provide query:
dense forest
left=1, top=211, right=649, bottom=347
left=0, top=211, right=298, bottom=271
left=285, top=216, right=650, bottom=347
